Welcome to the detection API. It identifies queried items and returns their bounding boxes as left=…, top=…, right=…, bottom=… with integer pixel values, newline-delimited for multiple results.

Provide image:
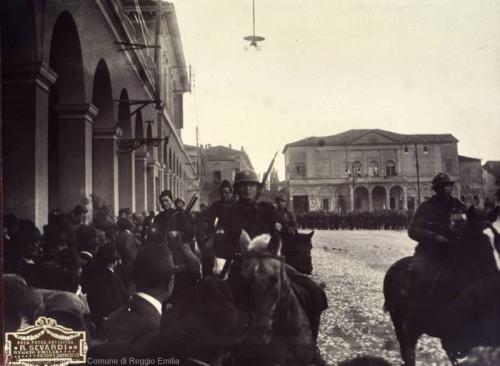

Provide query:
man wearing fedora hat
left=96, top=244, right=182, bottom=352
left=84, top=243, right=129, bottom=328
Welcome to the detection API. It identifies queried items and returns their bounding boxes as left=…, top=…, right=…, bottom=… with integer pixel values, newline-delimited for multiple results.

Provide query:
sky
left=173, top=0, right=500, bottom=179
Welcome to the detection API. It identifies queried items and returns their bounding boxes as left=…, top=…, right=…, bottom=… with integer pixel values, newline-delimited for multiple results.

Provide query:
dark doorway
left=293, top=196, right=309, bottom=213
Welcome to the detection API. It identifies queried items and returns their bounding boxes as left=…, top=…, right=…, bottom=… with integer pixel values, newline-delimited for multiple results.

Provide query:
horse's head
left=239, top=230, right=286, bottom=344
left=459, top=206, right=500, bottom=271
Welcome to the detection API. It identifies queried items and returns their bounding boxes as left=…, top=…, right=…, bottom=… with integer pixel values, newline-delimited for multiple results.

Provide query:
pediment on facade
left=350, top=132, right=399, bottom=145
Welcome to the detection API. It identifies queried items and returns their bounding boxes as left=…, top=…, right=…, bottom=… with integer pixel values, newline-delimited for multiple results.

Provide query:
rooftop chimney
left=229, top=144, right=232, bottom=149
left=241, top=146, right=244, bottom=151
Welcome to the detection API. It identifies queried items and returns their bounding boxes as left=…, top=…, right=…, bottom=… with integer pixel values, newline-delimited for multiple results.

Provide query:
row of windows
left=213, top=169, right=241, bottom=184
left=291, top=160, right=398, bottom=178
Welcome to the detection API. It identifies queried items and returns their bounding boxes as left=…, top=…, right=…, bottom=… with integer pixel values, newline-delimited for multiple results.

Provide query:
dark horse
left=281, top=230, right=314, bottom=275
left=384, top=206, right=500, bottom=366
left=230, top=230, right=317, bottom=366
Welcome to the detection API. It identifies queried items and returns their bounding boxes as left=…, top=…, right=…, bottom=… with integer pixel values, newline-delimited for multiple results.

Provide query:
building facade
left=283, top=129, right=463, bottom=213
left=483, top=161, right=500, bottom=201
left=457, top=155, right=484, bottom=207
left=185, top=144, right=254, bottom=204
left=1, top=0, right=195, bottom=227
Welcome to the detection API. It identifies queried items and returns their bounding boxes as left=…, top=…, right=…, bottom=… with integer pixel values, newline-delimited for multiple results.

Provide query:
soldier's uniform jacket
left=208, top=199, right=234, bottom=234
left=277, top=207, right=298, bottom=234
left=154, top=208, right=195, bottom=242
left=408, top=195, right=467, bottom=255
left=216, top=199, right=279, bottom=259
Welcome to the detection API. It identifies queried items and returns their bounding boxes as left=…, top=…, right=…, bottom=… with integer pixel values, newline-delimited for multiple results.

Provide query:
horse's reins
left=240, top=252, right=291, bottom=323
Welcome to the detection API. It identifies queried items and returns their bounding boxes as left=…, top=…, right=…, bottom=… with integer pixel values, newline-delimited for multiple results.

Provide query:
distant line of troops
left=296, top=210, right=411, bottom=230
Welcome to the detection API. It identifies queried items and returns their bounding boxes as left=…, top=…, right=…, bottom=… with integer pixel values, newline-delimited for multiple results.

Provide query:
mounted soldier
left=216, top=169, right=328, bottom=364
left=408, top=173, right=467, bottom=294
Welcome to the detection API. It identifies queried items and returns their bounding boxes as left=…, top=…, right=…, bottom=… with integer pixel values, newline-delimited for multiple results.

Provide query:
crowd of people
left=4, top=191, right=206, bottom=359
left=4, top=170, right=499, bottom=365
left=3, top=171, right=328, bottom=365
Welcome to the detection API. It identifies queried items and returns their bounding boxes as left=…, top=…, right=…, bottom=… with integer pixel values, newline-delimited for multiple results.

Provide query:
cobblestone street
left=311, top=230, right=450, bottom=366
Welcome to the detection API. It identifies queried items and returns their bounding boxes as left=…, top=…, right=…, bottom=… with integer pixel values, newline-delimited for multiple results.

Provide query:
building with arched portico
left=2, top=0, right=196, bottom=228
left=283, top=129, right=473, bottom=213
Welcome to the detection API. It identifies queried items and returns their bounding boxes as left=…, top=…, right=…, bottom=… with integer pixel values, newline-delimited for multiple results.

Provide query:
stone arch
left=92, top=59, right=114, bottom=126
left=135, top=110, right=144, bottom=139
left=291, top=187, right=308, bottom=196
left=389, top=185, right=404, bottom=210
left=354, top=186, right=369, bottom=211
left=49, top=11, right=86, bottom=104
left=92, top=59, right=118, bottom=212
left=372, top=186, right=387, bottom=211
left=118, top=88, right=133, bottom=137
left=318, top=187, right=333, bottom=196
left=117, top=88, right=135, bottom=211
left=406, top=186, right=417, bottom=211
left=48, top=11, right=91, bottom=213
left=146, top=122, right=154, bottom=157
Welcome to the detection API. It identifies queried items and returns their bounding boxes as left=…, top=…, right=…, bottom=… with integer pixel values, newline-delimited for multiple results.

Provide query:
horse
left=383, top=206, right=500, bottom=366
left=229, top=230, right=317, bottom=366
left=281, top=230, right=314, bottom=275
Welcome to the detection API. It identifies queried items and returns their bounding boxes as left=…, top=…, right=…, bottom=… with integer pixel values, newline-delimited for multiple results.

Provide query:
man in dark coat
left=84, top=243, right=129, bottom=328
left=96, top=244, right=181, bottom=351
left=115, top=217, right=138, bottom=291
left=208, top=180, right=235, bottom=233
left=154, top=190, right=200, bottom=304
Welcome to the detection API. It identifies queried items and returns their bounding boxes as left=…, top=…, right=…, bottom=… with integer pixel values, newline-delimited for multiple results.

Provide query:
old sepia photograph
left=1, top=1, right=500, bottom=365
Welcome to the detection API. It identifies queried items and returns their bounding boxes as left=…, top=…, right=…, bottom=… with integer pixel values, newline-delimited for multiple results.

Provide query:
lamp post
left=404, top=143, right=429, bottom=205
left=345, top=162, right=361, bottom=211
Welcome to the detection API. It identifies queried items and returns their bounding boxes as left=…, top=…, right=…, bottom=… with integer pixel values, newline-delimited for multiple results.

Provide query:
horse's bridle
left=240, top=252, right=291, bottom=323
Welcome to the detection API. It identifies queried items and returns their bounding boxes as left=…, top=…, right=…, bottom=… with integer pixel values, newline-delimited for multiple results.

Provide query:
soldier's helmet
left=432, top=172, right=454, bottom=189
left=234, top=169, right=260, bottom=186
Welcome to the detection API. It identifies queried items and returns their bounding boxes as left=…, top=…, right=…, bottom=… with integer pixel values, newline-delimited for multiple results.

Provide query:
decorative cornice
left=134, top=151, right=149, bottom=160
left=51, top=104, right=98, bottom=123
left=3, top=62, right=58, bottom=92
left=93, top=125, right=121, bottom=140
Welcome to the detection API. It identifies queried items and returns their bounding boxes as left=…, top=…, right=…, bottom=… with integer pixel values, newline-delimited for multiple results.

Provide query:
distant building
left=457, top=155, right=484, bottom=207
left=483, top=161, right=500, bottom=201
left=184, top=144, right=254, bottom=204
left=283, top=129, right=463, bottom=213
